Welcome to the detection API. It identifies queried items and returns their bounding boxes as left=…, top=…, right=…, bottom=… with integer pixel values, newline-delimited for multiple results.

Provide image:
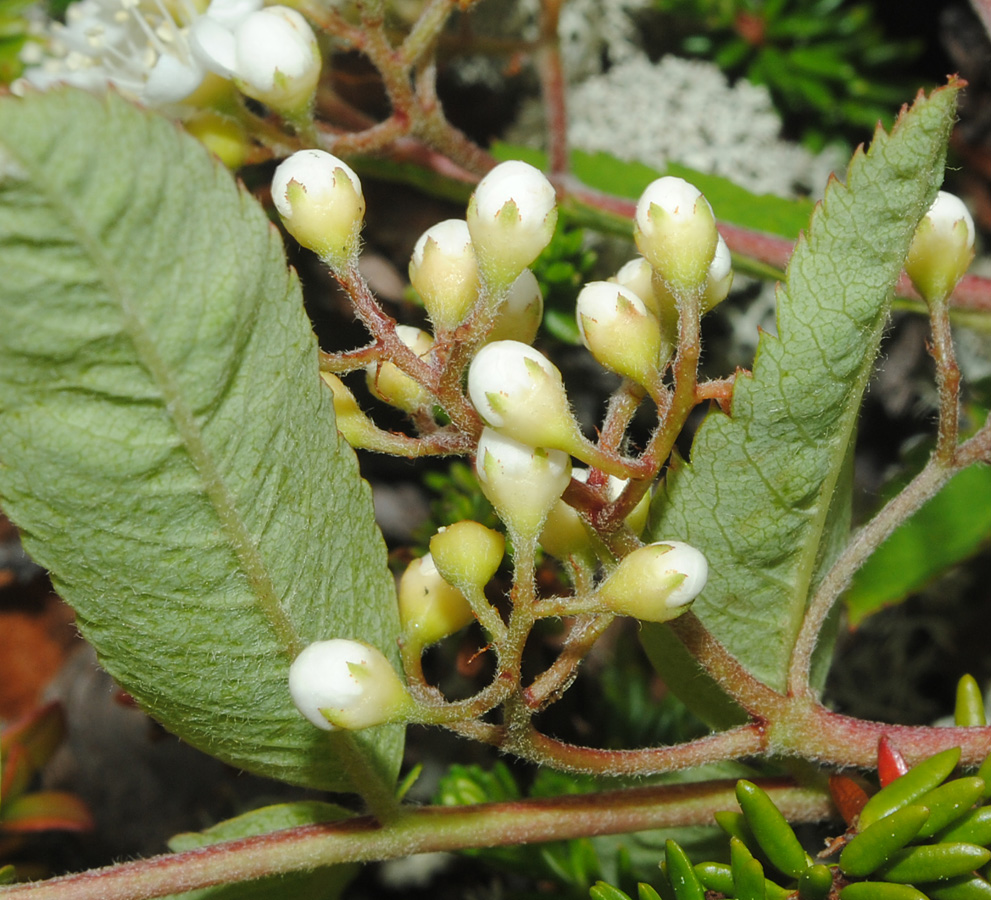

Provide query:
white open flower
left=289, top=639, right=410, bottom=731
left=14, top=0, right=225, bottom=105
left=192, top=3, right=320, bottom=114
left=272, top=149, right=365, bottom=264
left=467, top=161, right=558, bottom=289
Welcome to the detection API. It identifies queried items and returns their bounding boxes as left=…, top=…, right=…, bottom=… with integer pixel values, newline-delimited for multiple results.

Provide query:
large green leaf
left=644, top=83, right=959, bottom=699
left=0, top=89, right=402, bottom=792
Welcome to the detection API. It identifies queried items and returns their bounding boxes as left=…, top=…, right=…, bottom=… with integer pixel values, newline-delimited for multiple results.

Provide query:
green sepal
left=876, top=843, right=991, bottom=884
left=915, top=777, right=986, bottom=838
left=736, top=780, right=812, bottom=878
left=839, top=804, right=930, bottom=877
left=937, top=807, right=991, bottom=845
left=840, top=884, right=928, bottom=900
left=926, top=874, right=991, bottom=900
left=859, top=747, right=961, bottom=829
left=955, top=675, right=987, bottom=727
left=665, top=840, right=705, bottom=900
left=797, top=864, right=833, bottom=900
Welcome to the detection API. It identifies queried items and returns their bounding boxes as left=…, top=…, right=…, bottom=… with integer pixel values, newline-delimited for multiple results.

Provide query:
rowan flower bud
left=486, top=269, right=544, bottom=345
left=475, top=428, right=572, bottom=538
left=409, top=219, right=480, bottom=332
left=634, top=176, right=718, bottom=293
left=576, top=281, right=664, bottom=386
left=320, top=372, right=379, bottom=448
left=595, top=541, right=707, bottom=622
left=539, top=469, right=649, bottom=561
left=193, top=5, right=320, bottom=118
left=398, top=553, right=475, bottom=647
left=906, top=191, right=976, bottom=304
left=702, top=234, right=734, bottom=313
left=467, top=161, right=558, bottom=290
left=289, top=639, right=411, bottom=731
left=467, top=340, right=583, bottom=453
left=614, top=257, right=661, bottom=318
left=429, top=521, right=505, bottom=592
left=365, top=325, right=435, bottom=414
left=271, top=150, right=365, bottom=266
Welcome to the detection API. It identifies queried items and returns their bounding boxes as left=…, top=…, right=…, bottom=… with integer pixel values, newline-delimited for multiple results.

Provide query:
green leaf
left=845, top=462, right=991, bottom=627
left=644, top=83, right=960, bottom=697
left=165, top=802, right=357, bottom=900
left=0, top=89, right=401, bottom=792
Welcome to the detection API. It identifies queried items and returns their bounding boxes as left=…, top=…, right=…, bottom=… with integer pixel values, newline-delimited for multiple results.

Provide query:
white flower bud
left=467, top=161, right=558, bottom=289
left=194, top=5, right=320, bottom=115
left=539, top=469, right=649, bottom=561
left=634, top=176, right=718, bottom=293
left=576, top=281, right=664, bottom=386
left=702, top=235, right=733, bottom=313
left=429, top=521, right=505, bottom=592
left=906, top=191, right=976, bottom=303
left=475, top=428, right=571, bottom=538
left=467, top=340, right=583, bottom=452
left=614, top=257, right=661, bottom=318
left=596, top=541, right=708, bottom=622
left=289, top=639, right=411, bottom=731
left=398, top=553, right=475, bottom=647
left=365, top=325, right=435, bottom=413
left=271, top=150, right=365, bottom=265
left=409, top=219, right=480, bottom=331
left=486, top=269, right=544, bottom=345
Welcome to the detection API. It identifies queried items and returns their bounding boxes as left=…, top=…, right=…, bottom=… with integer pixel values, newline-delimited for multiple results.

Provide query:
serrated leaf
left=644, top=83, right=960, bottom=696
left=0, top=89, right=402, bottom=792
left=165, top=802, right=357, bottom=900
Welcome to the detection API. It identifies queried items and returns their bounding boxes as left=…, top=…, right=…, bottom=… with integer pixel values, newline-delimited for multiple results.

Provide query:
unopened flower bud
left=539, top=469, right=649, bottom=561
left=366, top=325, right=435, bottom=413
left=429, top=521, right=505, bottom=591
left=409, top=219, right=480, bottom=331
left=398, top=553, right=475, bottom=647
left=183, top=111, right=249, bottom=170
left=271, top=149, right=365, bottom=265
left=475, top=428, right=571, bottom=538
left=194, top=6, right=320, bottom=117
left=320, top=372, right=379, bottom=448
left=595, top=541, right=707, bottom=622
left=467, top=161, right=558, bottom=289
left=702, top=235, right=733, bottom=313
left=614, top=257, right=661, bottom=318
left=289, top=639, right=411, bottom=731
left=576, top=281, right=664, bottom=386
left=467, top=340, right=583, bottom=453
left=634, top=177, right=718, bottom=293
left=906, top=191, right=976, bottom=303
left=486, top=269, right=544, bottom=345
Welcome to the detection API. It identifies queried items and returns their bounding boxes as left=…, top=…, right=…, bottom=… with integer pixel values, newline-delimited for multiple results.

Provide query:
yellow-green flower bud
left=409, top=219, right=480, bottom=332
left=613, top=257, right=661, bottom=318
left=289, top=639, right=411, bottom=731
left=539, top=469, right=649, bottom=561
left=320, top=372, right=379, bottom=448
left=429, top=521, right=505, bottom=591
left=398, top=553, right=475, bottom=646
left=595, top=541, right=707, bottom=622
left=271, top=149, right=365, bottom=266
left=475, top=428, right=572, bottom=538
left=467, top=340, right=584, bottom=453
left=365, top=325, right=435, bottom=414
left=467, top=161, right=558, bottom=290
left=906, top=191, right=975, bottom=304
left=486, top=269, right=544, bottom=345
left=634, top=177, right=718, bottom=293
left=183, top=111, right=249, bottom=170
left=576, top=281, right=665, bottom=387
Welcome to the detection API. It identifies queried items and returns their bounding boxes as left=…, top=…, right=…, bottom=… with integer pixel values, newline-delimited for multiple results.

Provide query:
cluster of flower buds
left=275, top=160, right=720, bottom=732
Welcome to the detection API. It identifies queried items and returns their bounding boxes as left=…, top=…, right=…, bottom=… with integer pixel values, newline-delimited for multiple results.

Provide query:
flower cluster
left=280, top=157, right=719, bottom=733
